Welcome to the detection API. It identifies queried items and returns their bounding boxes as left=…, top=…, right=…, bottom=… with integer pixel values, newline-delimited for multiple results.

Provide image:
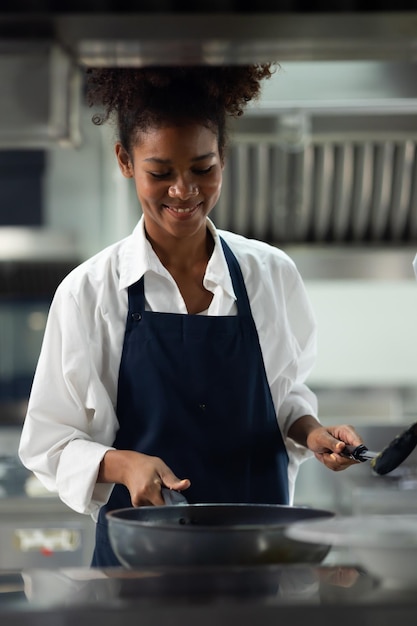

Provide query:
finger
left=315, top=451, right=359, bottom=471
left=315, top=451, right=343, bottom=469
left=161, top=475, right=191, bottom=492
left=327, top=425, right=365, bottom=447
left=130, top=476, right=164, bottom=507
left=332, top=440, right=346, bottom=454
left=322, top=434, right=357, bottom=456
left=315, top=432, right=346, bottom=455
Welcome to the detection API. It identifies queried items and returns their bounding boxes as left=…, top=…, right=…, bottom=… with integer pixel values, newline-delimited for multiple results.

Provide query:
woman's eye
left=193, top=166, right=213, bottom=175
left=149, top=166, right=213, bottom=179
left=150, top=172, right=170, bottom=179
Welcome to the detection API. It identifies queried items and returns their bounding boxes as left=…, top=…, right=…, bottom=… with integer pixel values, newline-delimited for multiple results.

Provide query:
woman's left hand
left=288, top=415, right=364, bottom=471
left=306, top=424, right=364, bottom=471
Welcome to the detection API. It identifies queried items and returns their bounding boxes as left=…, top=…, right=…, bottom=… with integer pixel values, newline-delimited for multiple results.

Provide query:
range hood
left=0, top=11, right=417, bottom=66
left=1, top=11, right=416, bottom=145
left=1, top=9, right=417, bottom=255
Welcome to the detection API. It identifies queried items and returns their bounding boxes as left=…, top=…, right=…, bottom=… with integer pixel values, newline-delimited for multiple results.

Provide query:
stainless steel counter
left=1, top=560, right=417, bottom=626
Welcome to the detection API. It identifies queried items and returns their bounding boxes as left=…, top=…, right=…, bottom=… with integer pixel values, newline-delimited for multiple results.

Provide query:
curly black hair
left=85, top=64, right=276, bottom=158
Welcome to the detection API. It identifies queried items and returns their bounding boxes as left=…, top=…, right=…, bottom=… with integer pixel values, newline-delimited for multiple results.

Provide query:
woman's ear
left=115, top=142, right=133, bottom=178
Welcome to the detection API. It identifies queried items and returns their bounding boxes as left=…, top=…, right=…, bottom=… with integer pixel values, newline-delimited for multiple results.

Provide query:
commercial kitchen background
left=1, top=31, right=417, bottom=567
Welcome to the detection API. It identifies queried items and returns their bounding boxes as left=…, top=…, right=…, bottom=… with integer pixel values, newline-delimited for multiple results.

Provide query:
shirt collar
left=118, top=216, right=236, bottom=301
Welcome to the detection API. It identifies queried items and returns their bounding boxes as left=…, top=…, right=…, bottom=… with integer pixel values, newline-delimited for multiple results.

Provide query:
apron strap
left=219, top=237, right=252, bottom=318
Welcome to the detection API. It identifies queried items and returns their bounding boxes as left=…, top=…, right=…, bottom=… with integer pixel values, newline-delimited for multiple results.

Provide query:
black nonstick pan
left=342, top=421, right=417, bottom=475
left=106, top=503, right=335, bottom=569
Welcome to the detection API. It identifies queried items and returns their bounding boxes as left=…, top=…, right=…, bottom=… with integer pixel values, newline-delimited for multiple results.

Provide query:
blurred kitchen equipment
left=351, top=486, right=417, bottom=516
left=285, top=514, right=417, bottom=589
left=0, top=42, right=81, bottom=149
left=342, top=421, right=417, bottom=475
left=0, top=455, right=30, bottom=497
left=0, top=497, right=96, bottom=569
left=106, top=503, right=334, bottom=569
left=0, top=230, right=80, bottom=421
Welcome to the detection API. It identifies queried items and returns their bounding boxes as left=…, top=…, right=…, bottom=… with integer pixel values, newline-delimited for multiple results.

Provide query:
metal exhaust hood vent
left=213, top=130, right=417, bottom=246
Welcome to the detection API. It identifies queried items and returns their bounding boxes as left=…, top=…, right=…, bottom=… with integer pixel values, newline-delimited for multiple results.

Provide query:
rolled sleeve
left=57, top=439, right=114, bottom=516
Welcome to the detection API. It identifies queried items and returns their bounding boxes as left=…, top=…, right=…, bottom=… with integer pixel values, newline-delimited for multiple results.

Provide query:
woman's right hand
left=98, top=449, right=191, bottom=506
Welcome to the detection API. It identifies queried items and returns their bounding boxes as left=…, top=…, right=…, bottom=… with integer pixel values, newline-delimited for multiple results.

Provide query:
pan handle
left=341, top=444, right=378, bottom=462
left=161, top=487, right=188, bottom=505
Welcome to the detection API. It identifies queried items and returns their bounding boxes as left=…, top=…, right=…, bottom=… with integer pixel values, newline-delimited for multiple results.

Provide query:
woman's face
left=115, top=123, right=223, bottom=245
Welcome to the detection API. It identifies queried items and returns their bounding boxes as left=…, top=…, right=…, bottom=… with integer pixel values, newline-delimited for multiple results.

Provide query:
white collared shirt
left=19, top=217, right=318, bottom=518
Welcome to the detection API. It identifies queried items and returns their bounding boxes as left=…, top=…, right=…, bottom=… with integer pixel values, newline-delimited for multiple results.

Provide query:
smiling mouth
left=164, top=202, right=202, bottom=214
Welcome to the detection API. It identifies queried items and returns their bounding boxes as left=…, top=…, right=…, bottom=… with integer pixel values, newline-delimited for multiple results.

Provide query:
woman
left=19, top=64, right=363, bottom=567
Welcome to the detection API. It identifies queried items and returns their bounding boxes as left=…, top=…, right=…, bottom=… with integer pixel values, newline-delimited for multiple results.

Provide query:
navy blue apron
left=91, top=238, right=289, bottom=567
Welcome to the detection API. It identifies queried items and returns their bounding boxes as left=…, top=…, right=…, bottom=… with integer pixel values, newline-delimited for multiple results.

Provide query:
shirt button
left=131, top=312, right=142, bottom=321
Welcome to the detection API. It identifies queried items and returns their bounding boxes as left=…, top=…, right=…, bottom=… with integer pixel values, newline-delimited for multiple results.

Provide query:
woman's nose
left=168, top=181, right=199, bottom=199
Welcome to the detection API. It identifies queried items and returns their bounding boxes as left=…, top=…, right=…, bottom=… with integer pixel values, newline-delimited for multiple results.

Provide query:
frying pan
left=106, top=503, right=334, bottom=569
left=342, top=421, right=417, bottom=475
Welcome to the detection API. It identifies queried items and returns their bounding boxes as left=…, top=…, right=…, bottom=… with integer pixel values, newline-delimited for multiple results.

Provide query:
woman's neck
left=145, top=226, right=215, bottom=314
left=146, top=227, right=214, bottom=272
